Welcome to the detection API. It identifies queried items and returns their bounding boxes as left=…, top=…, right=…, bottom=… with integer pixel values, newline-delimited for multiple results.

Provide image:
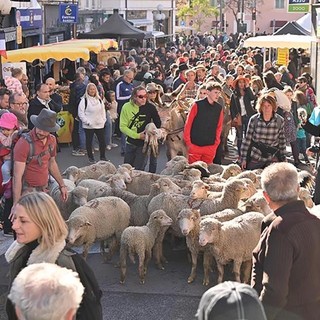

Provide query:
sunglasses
left=137, top=95, right=147, bottom=99
left=147, top=91, right=157, bottom=94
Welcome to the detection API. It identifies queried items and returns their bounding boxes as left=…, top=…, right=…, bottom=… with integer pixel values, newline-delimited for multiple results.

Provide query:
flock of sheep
left=48, top=157, right=319, bottom=285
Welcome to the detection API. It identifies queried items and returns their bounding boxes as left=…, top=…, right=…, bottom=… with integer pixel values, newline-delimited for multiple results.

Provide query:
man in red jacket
left=183, top=82, right=223, bottom=164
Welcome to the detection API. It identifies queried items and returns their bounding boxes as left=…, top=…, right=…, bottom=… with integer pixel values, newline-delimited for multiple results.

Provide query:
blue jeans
left=124, top=143, right=147, bottom=170
left=297, top=137, right=309, bottom=162
left=79, top=120, right=86, bottom=150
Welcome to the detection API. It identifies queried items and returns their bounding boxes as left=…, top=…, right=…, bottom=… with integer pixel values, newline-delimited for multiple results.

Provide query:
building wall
left=224, top=1, right=305, bottom=35
left=177, top=1, right=306, bottom=36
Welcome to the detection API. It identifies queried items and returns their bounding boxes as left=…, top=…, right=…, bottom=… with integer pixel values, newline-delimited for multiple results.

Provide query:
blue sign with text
left=59, top=4, right=78, bottom=24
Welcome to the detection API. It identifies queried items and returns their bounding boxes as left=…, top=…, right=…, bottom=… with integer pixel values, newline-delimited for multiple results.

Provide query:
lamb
left=116, top=165, right=133, bottom=183
left=49, top=179, right=88, bottom=220
left=119, top=210, right=173, bottom=284
left=142, top=122, right=164, bottom=157
left=66, top=196, right=130, bottom=259
left=62, top=161, right=117, bottom=184
left=199, top=212, right=264, bottom=285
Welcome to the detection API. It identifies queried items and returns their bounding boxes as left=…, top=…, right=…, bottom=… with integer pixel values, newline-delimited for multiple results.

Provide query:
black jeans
left=84, top=128, right=106, bottom=160
left=72, top=119, right=80, bottom=150
left=3, top=198, right=13, bottom=233
left=315, top=164, right=320, bottom=205
left=124, top=143, right=147, bottom=171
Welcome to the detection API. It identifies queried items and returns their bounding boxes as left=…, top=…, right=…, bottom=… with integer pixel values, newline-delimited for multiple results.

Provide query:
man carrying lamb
left=251, top=162, right=320, bottom=320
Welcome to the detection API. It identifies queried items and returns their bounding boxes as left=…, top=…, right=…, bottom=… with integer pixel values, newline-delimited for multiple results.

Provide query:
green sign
left=288, top=4, right=310, bottom=13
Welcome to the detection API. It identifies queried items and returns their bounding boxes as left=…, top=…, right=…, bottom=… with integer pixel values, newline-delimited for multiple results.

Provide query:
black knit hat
left=178, top=63, right=189, bottom=72
left=196, top=281, right=267, bottom=320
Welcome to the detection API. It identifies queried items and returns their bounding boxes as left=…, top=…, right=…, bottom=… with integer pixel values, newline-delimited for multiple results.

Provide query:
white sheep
left=160, top=156, right=188, bottom=175
left=62, top=161, right=117, bottom=184
left=125, top=171, right=163, bottom=195
left=112, top=177, right=182, bottom=226
left=119, top=209, right=173, bottom=284
left=298, top=187, right=315, bottom=209
left=148, top=179, right=250, bottom=267
left=199, top=212, right=264, bottom=285
left=66, top=196, right=130, bottom=259
left=177, top=209, right=211, bottom=285
left=79, top=174, right=126, bottom=201
left=241, top=192, right=273, bottom=216
left=149, top=179, right=251, bottom=236
left=49, top=179, right=88, bottom=220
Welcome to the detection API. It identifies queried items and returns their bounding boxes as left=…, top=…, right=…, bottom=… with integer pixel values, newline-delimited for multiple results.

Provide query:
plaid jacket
left=241, top=113, right=286, bottom=162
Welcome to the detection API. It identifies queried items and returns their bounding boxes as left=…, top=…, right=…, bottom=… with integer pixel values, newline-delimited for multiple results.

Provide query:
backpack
left=0, top=130, right=55, bottom=196
left=57, top=249, right=103, bottom=320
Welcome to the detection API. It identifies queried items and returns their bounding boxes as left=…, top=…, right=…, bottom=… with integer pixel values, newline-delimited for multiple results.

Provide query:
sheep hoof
left=120, top=280, right=125, bottom=284
left=187, top=277, right=194, bottom=284
left=156, top=264, right=165, bottom=270
left=139, top=279, right=145, bottom=284
left=202, top=280, right=210, bottom=286
left=114, top=262, right=120, bottom=268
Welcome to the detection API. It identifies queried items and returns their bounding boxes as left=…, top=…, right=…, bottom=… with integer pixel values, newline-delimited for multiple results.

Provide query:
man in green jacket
left=119, top=86, right=161, bottom=170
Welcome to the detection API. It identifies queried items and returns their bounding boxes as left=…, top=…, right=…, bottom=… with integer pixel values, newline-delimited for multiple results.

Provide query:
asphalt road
left=0, top=136, right=311, bottom=320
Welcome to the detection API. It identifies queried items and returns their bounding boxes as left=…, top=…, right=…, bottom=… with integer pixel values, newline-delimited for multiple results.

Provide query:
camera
left=309, top=144, right=320, bottom=154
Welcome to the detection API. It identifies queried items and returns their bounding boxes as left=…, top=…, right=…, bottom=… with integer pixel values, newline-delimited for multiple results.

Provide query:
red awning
left=270, top=20, right=287, bottom=28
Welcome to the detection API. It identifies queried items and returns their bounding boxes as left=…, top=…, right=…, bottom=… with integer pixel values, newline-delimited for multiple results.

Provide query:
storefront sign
left=59, top=4, right=78, bottom=24
left=17, top=9, right=43, bottom=29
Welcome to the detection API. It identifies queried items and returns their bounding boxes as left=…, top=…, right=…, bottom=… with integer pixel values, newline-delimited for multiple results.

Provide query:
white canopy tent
left=296, top=13, right=311, bottom=34
left=243, top=34, right=317, bottom=49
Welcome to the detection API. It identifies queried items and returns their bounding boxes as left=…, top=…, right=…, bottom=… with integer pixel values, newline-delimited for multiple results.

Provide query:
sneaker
left=106, top=145, right=112, bottom=150
left=88, top=158, right=96, bottom=164
left=79, top=149, right=87, bottom=154
left=111, top=143, right=118, bottom=148
left=72, top=150, right=85, bottom=156
left=3, top=231, right=13, bottom=237
left=94, top=147, right=99, bottom=152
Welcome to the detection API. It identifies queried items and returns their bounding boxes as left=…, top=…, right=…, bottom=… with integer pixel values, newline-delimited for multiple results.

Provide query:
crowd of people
left=0, top=34, right=319, bottom=319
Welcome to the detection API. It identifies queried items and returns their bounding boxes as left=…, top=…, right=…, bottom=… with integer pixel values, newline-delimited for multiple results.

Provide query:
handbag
left=231, top=114, right=242, bottom=127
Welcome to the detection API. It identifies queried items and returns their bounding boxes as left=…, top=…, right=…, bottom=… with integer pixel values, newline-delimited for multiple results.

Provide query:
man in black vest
left=183, top=82, right=223, bottom=164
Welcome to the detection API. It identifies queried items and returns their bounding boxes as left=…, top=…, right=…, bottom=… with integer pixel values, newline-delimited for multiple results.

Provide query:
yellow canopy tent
left=2, top=39, right=118, bottom=63
left=2, top=45, right=90, bottom=63
left=50, top=39, right=118, bottom=53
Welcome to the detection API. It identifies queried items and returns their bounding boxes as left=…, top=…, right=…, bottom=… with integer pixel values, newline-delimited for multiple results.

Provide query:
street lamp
left=154, top=4, right=165, bottom=32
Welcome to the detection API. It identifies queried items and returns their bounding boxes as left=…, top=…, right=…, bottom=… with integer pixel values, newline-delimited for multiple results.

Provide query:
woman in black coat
left=230, top=76, right=256, bottom=157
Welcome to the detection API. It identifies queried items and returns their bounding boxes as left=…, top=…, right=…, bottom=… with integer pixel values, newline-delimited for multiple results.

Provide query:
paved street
left=0, top=142, right=231, bottom=320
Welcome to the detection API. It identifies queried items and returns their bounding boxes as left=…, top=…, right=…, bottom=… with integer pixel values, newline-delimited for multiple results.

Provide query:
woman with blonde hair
left=78, top=82, right=107, bottom=163
left=5, top=192, right=102, bottom=320
left=241, top=94, right=286, bottom=170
